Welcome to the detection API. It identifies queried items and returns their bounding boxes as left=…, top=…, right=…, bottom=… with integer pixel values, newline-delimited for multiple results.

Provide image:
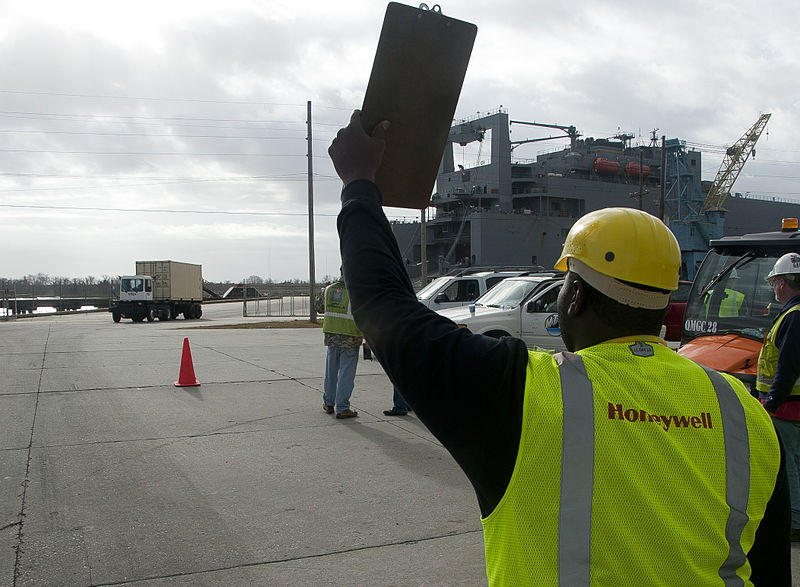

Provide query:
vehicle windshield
left=682, top=250, right=784, bottom=342
left=475, top=278, right=542, bottom=309
left=417, top=277, right=452, bottom=300
left=121, top=278, right=145, bottom=293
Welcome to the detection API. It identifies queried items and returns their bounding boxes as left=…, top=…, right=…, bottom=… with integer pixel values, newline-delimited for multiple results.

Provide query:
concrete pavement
left=1, top=303, right=797, bottom=585
left=1, top=304, right=486, bottom=586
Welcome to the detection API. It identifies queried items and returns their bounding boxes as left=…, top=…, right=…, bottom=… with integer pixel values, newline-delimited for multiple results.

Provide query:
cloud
left=0, top=0, right=798, bottom=281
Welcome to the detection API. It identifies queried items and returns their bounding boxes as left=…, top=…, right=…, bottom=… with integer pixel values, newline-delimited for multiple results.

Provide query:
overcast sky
left=1, top=0, right=798, bottom=282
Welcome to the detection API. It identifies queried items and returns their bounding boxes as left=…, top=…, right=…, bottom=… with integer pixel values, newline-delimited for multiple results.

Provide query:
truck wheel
left=193, top=304, right=202, bottom=319
left=112, top=311, right=121, bottom=323
left=161, top=307, right=172, bottom=321
left=146, top=308, right=155, bottom=322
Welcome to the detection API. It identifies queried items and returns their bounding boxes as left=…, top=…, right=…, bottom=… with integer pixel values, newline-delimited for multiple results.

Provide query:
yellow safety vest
left=756, top=304, right=800, bottom=395
left=322, top=281, right=361, bottom=337
left=482, top=337, right=780, bottom=586
left=705, top=288, right=744, bottom=318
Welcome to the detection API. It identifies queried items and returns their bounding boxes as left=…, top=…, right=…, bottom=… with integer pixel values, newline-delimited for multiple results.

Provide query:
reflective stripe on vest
left=554, top=352, right=594, bottom=585
left=756, top=304, right=800, bottom=393
left=700, top=365, right=749, bottom=585
left=554, top=353, right=751, bottom=587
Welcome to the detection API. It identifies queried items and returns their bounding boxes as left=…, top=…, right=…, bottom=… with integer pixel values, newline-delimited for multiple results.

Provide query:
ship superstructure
left=391, top=109, right=799, bottom=281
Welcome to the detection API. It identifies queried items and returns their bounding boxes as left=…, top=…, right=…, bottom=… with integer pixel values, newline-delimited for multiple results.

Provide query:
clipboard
left=361, top=3, right=477, bottom=210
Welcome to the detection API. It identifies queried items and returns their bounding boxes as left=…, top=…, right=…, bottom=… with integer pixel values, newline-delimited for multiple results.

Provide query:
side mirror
left=526, top=300, right=538, bottom=313
left=434, top=292, right=449, bottom=304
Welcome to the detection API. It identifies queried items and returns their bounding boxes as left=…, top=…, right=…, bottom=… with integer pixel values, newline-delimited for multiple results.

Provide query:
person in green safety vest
left=321, top=276, right=362, bottom=419
left=328, top=111, right=790, bottom=585
left=705, top=268, right=745, bottom=318
left=758, top=253, right=800, bottom=542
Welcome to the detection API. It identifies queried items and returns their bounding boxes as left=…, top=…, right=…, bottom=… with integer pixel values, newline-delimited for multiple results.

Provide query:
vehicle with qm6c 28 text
left=678, top=218, right=800, bottom=392
left=109, top=260, right=203, bottom=323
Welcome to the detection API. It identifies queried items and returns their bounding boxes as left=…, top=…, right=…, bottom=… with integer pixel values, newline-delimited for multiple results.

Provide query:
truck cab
left=678, top=218, right=800, bottom=392
left=119, top=276, right=154, bottom=302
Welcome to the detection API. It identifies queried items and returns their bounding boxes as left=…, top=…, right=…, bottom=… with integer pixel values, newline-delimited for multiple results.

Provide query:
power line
left=0, top=203, right=342, bottom=217
left=0, top=89, right=306, bottom=107
left=0, top=171, right=321, bottom=180
left=0, top=89, right=356, bottom=114
left=0, top=108, right=308, bottom=125
left=0, top=176, right=341, bottom=194
left=0, top=128, right=308, bottom=140
left=0, top=147, right=315, bottom=157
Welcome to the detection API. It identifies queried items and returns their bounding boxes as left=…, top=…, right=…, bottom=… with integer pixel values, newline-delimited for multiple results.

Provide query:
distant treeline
left=0, top=273, right=332, bottom=299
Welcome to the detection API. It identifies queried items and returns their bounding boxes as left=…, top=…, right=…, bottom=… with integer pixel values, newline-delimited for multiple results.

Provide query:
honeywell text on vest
left=608, top=403, right=713, bottom=431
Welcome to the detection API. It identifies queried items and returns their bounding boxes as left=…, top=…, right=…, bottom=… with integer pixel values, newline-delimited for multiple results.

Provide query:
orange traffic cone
left=174, top=337, right=200, bottom=387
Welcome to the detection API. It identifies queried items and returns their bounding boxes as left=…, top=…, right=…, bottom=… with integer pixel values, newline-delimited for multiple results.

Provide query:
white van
left=416, top=267, right=543, bottom=311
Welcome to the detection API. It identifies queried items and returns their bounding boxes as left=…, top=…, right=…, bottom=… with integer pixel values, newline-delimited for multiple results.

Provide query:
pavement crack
left=90, top=529, right=483, bottom=586
left=13, top=323, right=51, bottom=586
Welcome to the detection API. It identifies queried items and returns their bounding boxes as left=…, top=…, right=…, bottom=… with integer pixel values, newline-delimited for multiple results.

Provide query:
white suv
left=437, top=275, right=566, bottom=351
left=416, top=268, right=544, bottom=311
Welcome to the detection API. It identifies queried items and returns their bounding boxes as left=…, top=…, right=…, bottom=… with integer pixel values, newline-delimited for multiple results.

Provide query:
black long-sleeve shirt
left=337, top=179, right=790, bottom=585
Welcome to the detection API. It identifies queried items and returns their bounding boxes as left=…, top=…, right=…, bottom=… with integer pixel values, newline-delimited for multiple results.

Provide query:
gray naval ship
left=391, top=109, right=798, bottom=281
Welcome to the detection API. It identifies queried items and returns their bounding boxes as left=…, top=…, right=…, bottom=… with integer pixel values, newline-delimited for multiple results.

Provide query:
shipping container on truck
left=109, top=260, right=203, bottom=323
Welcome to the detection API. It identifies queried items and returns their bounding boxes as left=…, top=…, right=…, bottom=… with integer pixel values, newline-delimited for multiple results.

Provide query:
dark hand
left=328, top=110, right=390, bottom=186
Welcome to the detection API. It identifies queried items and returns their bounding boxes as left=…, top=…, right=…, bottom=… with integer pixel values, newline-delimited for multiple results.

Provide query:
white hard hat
left=766, top=252, right=800, bottom=282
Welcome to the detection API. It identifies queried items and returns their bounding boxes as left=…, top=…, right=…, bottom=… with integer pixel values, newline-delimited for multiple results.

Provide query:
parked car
left=436, top=274, right=565, bottom=351
left=439, top=273, right=669, bottom=350
left=416, top=266, right=544, bottom=311
left=663, top=280, right=692, bottom=341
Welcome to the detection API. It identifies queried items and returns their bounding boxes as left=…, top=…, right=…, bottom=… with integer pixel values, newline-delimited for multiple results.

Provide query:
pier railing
left=244, top=295, right=313, bottom=318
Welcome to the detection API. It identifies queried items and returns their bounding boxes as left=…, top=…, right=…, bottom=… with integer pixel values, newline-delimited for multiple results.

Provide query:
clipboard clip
left=418, top=3, right=443, bottom=13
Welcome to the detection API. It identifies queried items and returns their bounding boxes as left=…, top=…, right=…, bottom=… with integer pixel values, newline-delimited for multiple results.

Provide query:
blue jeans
left=323, top=346, right=359, bottom=413
left=772, top=417, right=800, bottom=528
left=392, top=386, right=410, bottom=414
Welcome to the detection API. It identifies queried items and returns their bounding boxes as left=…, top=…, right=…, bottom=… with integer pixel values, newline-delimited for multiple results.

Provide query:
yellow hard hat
left=555, top=207, right=681, bottom=291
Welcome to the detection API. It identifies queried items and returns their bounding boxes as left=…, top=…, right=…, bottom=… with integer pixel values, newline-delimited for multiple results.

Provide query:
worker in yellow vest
left=321, top=276, right=362, bottom=419
left=328, top=111, right=790, bottom=585
left=758, top=252, right=800, bottom=541
left=705, top=269, right=745, bottom=318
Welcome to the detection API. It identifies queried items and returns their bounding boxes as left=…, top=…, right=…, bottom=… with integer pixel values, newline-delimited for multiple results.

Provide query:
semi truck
left=677, top=217, right=800, bottom=393
left=110, top=260, right=203, bottom=323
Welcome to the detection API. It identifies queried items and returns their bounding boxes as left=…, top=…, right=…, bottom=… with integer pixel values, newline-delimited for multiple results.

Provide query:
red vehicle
left=662, top=280, right=692, bottom=341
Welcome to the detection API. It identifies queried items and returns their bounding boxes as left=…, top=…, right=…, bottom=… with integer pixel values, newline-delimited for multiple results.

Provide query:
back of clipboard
left=361, top=3, right=477, bottom=210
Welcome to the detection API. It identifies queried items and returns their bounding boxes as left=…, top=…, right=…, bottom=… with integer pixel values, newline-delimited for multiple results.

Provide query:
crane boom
left=704, top=113, right=771, bottom=211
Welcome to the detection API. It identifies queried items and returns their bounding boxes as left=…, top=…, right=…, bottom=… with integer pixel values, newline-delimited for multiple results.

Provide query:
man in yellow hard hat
left=328, top=111, right=790, bottom=586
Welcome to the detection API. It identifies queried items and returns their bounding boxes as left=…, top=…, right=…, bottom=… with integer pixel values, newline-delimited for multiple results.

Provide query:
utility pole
left=659, top=136, right=666, bottom=222
left=307, top=101, right=317, bottom=323
left=638, top=150, right=644, bottom=210
left=420, top=209, right=428, bottom=286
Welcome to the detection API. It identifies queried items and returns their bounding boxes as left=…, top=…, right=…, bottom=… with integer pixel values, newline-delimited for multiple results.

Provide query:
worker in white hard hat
left=328, top=110, right=790, bottom=585
left=758, top=252, right=800, bottom=541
